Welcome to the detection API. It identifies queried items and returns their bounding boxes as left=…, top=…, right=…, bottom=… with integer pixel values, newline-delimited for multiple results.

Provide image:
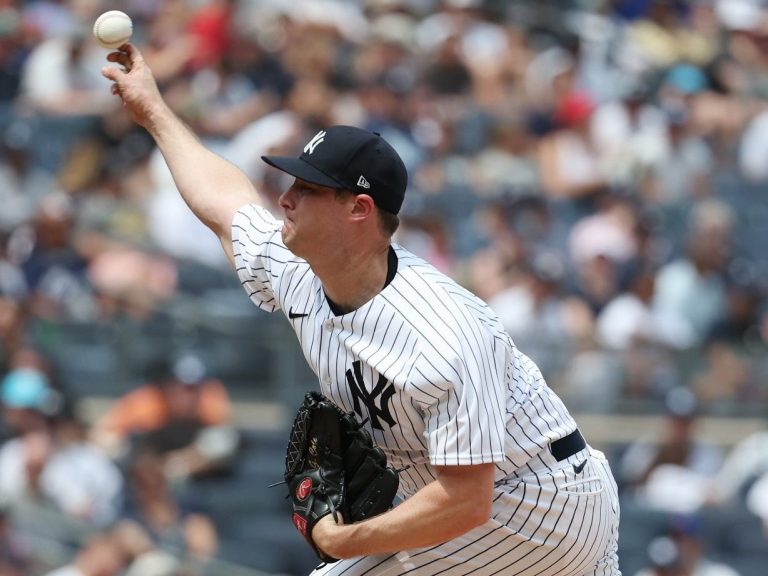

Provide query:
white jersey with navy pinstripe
left=233, top=204, right=621, bottom=576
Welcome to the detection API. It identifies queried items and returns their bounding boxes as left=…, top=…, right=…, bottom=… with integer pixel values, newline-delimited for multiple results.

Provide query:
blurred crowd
left=0, top=0, right=767, bottom=574
left=0, top=349, right=239, bottom=576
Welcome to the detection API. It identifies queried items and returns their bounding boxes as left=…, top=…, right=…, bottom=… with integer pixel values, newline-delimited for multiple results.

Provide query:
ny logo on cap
left=304, top=130, right=326, bottom=155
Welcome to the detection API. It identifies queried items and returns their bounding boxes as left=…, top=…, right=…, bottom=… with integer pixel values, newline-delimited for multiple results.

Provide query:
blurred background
left=0, top=0, right=767, bottom=575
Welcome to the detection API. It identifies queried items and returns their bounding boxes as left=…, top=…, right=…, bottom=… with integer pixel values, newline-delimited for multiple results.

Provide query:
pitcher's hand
left=101, top=43, right=167, bottom=129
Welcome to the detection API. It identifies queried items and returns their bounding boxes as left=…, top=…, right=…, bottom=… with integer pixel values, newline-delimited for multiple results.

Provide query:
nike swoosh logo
left=288, top=307, right=309, bottom=319
left=573, top=460, right=587, bottom=474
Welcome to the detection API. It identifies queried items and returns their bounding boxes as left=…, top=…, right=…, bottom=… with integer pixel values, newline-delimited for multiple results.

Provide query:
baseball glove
left=282, top=391, right=400, bottom=563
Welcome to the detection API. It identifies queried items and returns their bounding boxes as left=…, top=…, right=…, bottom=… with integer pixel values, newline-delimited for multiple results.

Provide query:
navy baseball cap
left=262, top=125, right=408, bottom=214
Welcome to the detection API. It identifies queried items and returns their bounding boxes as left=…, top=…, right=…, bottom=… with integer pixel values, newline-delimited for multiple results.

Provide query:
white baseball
left=93, top=10, right=133, bottom=49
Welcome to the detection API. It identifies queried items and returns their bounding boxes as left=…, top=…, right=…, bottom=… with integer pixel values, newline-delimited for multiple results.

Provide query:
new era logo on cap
left=261, top=125, right=408, bottom=214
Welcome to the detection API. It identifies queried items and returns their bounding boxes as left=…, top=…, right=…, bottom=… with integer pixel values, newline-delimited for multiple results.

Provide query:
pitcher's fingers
left=122, top=43, right=145, bottom=66
left=101, top=65, right=125, bottom=82
left=106, top=54, right=131, bottom=73
left=106, top=51, right=131, bottom=68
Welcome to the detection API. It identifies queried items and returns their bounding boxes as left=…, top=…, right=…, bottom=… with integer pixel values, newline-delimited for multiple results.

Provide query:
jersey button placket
left=321, top=319, right=334, bottom=386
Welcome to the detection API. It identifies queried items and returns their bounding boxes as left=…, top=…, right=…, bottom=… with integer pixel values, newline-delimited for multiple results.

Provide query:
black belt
left=550, top=429, right=587, bottom=461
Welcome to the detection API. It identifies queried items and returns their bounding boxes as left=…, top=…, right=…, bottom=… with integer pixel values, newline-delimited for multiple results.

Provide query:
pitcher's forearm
left=148, top=102, right=260, bottom=234
left=313, top=463, right=495, bottom=559
left=101, top=44, right=260, bottom=245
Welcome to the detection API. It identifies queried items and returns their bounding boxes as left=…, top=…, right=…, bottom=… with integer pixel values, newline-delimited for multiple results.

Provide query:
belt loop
left=550, top=429, right=586, bottom=462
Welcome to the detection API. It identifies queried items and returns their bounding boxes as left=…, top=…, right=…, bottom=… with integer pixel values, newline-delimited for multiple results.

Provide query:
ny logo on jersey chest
left=346, top=361, right=396, bottom=430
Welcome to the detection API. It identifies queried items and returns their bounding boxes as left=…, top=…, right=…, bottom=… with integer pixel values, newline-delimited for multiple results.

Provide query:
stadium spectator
left=655, top=514, right=740, bottom=576
left=93, top=352, right=238, bottom=482
left=0, top=367, right=123, bottom=527
left=121, top=443, right=218, bottom=565
left=489, top=249, right=590, bottom=377
left=0, top=119, right=57, bottom=232
left=743, top=473, right=768, bottom=532
left=652, top=199, right=735, bottom=348
left=538, top=90, right=609, bottom=200
left=635, top=535, right=688, bottom=576
left=472, top=117, right=539, bottom=199
left=634, top=523, right=741, bottom=576
left=710, top=428, right=768, bottom=516
left=16, top=193, right=94, bottom=321
left=41, top=532, right=128, bottom=576
left=618, top=388, right=723, bottom=513
left=623, top=1, right=718, bottom=71
left=0, top=498, right=35, bottom=576
left=0, top=251, right=27, bottom=375
left=19, top=25, right=115, bottom=117
left=644, top=100, right=714, bottom=207
left=590, top=79, right=668, bottom=191
left=690, top=340, right=757, bottom=405
left=738, top=107, right=768, bottom=182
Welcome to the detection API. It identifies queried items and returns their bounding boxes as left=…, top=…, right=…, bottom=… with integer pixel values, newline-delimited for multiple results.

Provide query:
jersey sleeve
left=413, top=333, right=508, bottom=467
left=231, top=204, right=292, bottom=312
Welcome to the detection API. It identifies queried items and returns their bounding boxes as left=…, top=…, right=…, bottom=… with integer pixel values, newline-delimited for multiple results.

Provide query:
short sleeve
left=231, top=204, right=291, bottom=312
left=414, top=338, right=507, bottom=466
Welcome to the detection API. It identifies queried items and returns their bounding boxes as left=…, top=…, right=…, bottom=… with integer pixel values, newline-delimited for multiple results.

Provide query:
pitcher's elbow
left=465, top=500, right=493, bottom=530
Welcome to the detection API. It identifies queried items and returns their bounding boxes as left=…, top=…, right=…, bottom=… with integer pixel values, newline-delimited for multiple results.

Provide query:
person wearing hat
left=0, top=368, right=123, bottom=527
left=93, top=353, right=237, bottom=482
left=101, top=44, right=621, bottom=576
left=0, top=366, right=61, bottom=441
left=618, top=388, right=723, bottom=513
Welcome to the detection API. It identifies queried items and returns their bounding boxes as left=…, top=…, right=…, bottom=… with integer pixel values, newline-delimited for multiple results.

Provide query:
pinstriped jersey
left=232, top=204, right=579, bottom=498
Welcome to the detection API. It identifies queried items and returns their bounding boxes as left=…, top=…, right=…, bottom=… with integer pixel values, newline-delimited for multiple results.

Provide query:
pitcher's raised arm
left=101, top=43, right=260, bottom=266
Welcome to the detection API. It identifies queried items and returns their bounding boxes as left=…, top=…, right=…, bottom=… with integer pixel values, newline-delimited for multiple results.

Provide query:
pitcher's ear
left=350, top=193, right=376, bottom=219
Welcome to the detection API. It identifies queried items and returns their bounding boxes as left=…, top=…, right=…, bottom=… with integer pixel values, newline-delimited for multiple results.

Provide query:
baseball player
left=102, top=44, right=621, bottom=576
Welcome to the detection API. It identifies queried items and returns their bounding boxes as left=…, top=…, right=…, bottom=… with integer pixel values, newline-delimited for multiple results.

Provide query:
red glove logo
left=296, top=477, right=312, bottom=501
left=293, top=513, right=308, bottom=536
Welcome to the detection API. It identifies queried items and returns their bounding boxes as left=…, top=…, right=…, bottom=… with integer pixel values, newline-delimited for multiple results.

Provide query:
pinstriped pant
left=311, top=448, right=621, bottom=576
